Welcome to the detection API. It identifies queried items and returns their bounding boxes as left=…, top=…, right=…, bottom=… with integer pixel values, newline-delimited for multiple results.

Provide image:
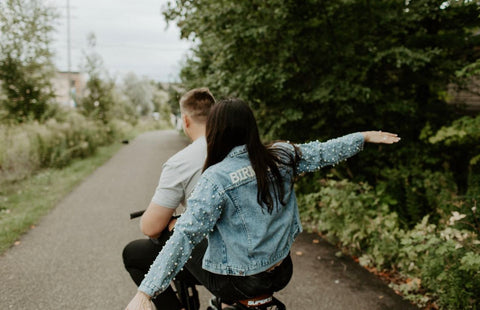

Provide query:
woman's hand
left=125, top=291, right=153, bottom=310
left=362, top=131, right=401, bottom=144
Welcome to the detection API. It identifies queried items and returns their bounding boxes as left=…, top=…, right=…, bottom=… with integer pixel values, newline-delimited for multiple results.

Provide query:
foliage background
left=0, top=0, right=175, bottom=257
left=0, top=0, right=57, bottom=122
left=0, top=0, right=175, bottom=183
left=163, top=0, right=480, bottom=308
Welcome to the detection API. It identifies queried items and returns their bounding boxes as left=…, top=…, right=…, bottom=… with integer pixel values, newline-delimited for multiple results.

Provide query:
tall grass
left=0, top=111, right=172, bottom=253
left=0, top=142, right=123, bottom=254
left=0, top=112, right=134, bottom=183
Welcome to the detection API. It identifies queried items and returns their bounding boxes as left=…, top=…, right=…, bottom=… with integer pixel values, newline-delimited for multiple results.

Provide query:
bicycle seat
left=208, top=294, right=286, bottom=310
left=238, top=294, right=285, bottom=310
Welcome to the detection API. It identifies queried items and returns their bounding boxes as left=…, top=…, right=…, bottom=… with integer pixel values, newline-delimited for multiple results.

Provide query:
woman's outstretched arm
left=292, top=131, right=400, bottom=175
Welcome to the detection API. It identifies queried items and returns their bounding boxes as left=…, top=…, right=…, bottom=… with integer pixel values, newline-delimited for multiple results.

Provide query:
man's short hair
left=179, top=87, right=215, bottom=123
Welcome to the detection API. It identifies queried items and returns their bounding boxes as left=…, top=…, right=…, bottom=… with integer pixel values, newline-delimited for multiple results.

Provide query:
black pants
left=184, top=248, right=293, bottom=304
left=123, top=229, right=293, bottom=309
left=123, top=229, right=187, bottom=309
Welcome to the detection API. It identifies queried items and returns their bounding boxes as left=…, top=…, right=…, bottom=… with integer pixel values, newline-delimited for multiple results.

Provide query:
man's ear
left=183, top=114, right=190, bottom=128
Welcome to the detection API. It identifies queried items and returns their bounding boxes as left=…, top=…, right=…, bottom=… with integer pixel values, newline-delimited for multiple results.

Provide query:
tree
left=164, top=0, right=480, bottom=225
left=165, top=84, right=183, bottom=116
left=164, top=0, right=479, bottom=141
left=79, top=33, right=115, bottom=124
left=151, top=83, right=173, bottom=123
left=122, top=72, right=155, bottom=116
left=0, top=0, right=57, bottom=122
left=109, top=88, right=138, bottom=125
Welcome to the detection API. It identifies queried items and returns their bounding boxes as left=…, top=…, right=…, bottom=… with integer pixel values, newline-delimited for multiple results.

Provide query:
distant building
left=51, top=71, right=87, bottom=107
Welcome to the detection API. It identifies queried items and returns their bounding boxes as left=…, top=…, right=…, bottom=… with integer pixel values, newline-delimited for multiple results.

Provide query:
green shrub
left=0, top=124, right=38, bottom=181
left=130, top=117, right=171, bottom=134
left=428, top=114, right=480, bottom=198
left=377, top=166, right=458, bottom=228
left=298, top=179, right=402, bottom=268
left=297, top=178, right=480, bottom=309
left=393, top=214, right=480, bottom=309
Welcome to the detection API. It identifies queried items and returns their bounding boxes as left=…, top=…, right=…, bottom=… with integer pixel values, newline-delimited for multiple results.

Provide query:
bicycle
left=130, top=210, right=286, bottom=310
left=171, top=279, right=286, bottom=310
left=206, top=292, right=286, bottom=310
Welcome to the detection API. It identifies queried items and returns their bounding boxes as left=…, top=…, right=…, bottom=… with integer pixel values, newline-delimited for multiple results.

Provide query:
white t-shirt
left=151, top=136, right=207, bottom=212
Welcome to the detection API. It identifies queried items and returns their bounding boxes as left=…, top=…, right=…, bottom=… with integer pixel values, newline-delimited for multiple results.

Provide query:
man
left=122, top=87, right=215, bottom=310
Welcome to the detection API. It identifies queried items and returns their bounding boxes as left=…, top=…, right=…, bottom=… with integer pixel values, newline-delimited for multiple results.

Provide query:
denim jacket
left=139, top=133, right=364, bottom=297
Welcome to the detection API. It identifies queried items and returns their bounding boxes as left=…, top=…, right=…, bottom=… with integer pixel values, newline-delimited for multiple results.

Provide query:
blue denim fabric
left=139, top=133, right=364, bottom=297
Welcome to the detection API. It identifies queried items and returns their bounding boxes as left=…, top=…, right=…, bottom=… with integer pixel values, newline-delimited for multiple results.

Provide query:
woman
left=126, top=99, right=400, bottom=310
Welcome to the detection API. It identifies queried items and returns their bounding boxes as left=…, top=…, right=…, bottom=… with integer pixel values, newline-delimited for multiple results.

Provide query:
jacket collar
left=228, top=145, right=247, bottom=157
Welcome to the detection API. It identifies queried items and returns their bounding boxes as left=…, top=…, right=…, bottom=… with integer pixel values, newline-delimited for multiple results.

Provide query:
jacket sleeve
left=138, top=176, right=224, bottom=297
left=295, top=132, right=364, bottom=175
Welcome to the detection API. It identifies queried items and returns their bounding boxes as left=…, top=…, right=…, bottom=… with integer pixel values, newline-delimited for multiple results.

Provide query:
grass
left=0, top=141, right=124, bottom=254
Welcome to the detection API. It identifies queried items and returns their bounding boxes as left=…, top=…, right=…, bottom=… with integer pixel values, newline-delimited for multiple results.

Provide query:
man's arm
left=140, top=202, right=175, bottom=239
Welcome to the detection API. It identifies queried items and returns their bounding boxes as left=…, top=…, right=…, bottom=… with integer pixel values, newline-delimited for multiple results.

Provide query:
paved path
left=0, top=130, right=418, bottom=310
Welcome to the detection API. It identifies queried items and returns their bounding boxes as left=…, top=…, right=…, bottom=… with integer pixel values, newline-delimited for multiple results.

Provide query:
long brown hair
left=203, top=99, right=298, bottom=213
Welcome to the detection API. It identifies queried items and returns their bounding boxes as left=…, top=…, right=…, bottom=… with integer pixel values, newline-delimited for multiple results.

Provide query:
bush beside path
left=0, top=130, right=418, bottom=309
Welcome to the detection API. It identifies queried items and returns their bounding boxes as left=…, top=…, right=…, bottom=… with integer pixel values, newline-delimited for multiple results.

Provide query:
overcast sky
left=48, top=0, right=193, bottom=82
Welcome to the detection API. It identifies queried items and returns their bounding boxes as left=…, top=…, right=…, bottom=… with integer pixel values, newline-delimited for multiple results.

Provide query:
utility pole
left=66, top=0, right=72, bottom=106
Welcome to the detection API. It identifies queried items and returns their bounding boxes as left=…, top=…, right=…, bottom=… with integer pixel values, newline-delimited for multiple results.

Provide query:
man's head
left=179, top=87, right=215, bottom=140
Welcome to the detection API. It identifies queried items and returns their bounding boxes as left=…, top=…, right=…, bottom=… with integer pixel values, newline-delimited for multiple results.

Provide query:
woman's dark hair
left=203, top=98, right=298, bottom=213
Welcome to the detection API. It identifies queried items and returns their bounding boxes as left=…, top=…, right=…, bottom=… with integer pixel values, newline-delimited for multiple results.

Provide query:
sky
left=47, top=0, right=193, bottom=82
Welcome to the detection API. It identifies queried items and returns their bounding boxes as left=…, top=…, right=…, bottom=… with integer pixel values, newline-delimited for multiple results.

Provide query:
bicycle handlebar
left=130, top=210, right=145, bottom=219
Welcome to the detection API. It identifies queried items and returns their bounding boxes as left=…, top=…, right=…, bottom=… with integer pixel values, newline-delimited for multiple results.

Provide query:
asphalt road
left=0, top=130, right=418, bottom=310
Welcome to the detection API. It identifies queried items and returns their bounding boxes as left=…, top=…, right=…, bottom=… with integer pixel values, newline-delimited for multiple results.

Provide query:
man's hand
left=362, top=131, right=401, bottom=144
left=125, top=291, right=153, bottom=310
